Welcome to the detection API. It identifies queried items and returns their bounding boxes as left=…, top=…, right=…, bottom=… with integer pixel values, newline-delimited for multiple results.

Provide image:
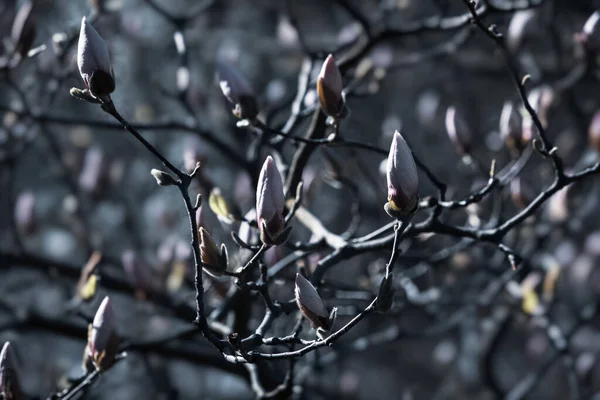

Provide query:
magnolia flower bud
left=445, top=106, right=472, bottom=155
left=150, top=169, right=177, bottom=186
left=0, top=342, right=24, bottom=400
left=522, top=86, right=554, bottom=142
left=510, top=178, right=534, bottom=210
left=256, top=156, right=290, bottom=246
left=86, top=296, right=120, bottom=371
left=14, top=191, right=36, bottom=236
left=589, top=110, right=600, bottom=152
left=499, top=101, right=523, bottom=151
left=77, top=17, right=115, bottom=98
left=317, top=54, right=345, bottom=119
left=121, top=250, right=150, bottom=296
left=506, top=10, right=536, bottom=52
left=10, top=1, right=35, bottom=60
left=578, top=11, right=600, bottom=52
left=199, top=227, right=228, bottom=277
left=217, top=61, right=258, bottom=120
left=295, top=273, right=336, bottom=331
left=385, top=131, right=419, bottom=218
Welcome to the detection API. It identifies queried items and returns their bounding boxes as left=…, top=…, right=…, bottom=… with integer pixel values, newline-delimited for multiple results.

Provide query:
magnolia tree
left=1, top=0, right=600, bottom=399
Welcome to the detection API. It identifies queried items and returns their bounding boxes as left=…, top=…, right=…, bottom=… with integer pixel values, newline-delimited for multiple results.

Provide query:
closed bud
left=208, top=187, right=242, bottom=225
left=295, top=273, right=334, bottom=331
left=317, top=54, right=345, bottom=119
left=375, top=273, right=395, bottom=313
left=385, top=131, right=419, bottom=218
left=588, top=110, right=600, bottom=152
left=150, top=169, right=177, bottom=186
left=0, top=342, right=24, bottom=400
left=10, top=1, right=36, bottom=61
left=86, top=296, right=120, bottom=371
left=14, top=191, right=36, bottom=236
left=499, top=101, right=523, bottom=151
left=578, top=11, right=600, bottom=52
left=522, top=86, right=554, bottom=143
left=199, top=227, right=228, bottom=277
left=77, top=17, right=115, bottom=98
left=445, top=106, right=472, bottom=155
left=217, top=61, right=258, bottom=120
left=506, top=10, right=536, bottom=52
left=121, top=250, right=150, bottom=297
left=256, top=156, right=290, bottom=246
left=79, top=146, right=106, bottom=196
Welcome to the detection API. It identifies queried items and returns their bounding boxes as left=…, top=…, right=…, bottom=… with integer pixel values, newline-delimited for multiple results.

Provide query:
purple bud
left=295, top=273, right=330, bottom=330
left=0, top=342, right=24, bottom=400
left=317, top=54, right=345, bottom=118
left=385, top=131, right=419, bottom=217
left=77, top=17, right=115, bottom=98
left=445, top=106, right=472, bottom=155
left=87, top=296, right=120, bottom=371
left=217, top=61, right=258, bottom=119
left=256, top=156, right=289, bottom=245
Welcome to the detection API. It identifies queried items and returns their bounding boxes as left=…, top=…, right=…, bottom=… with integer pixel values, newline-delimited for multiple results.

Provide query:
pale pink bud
left=295, top=273, right=334, bottom=331
left=579, top=11, right=600, bottom=51
left=87, top=296, right=120, bottom=371
left=217, top=61, right=258, bottom=119
left=14, top=191, right=36, bottom=236
left=0, top=342, right=24, bottom=400
left=317, top=54, right=345, bottom=118
left=121, top=250, right=150, bottom=295
left=506, top=10, right=536, bottom=52
left=445, top=106, right=472, bottom=155
left=385, top=131, right=419, bottom=217
left=256, top=156, right=289, bottom=245
left=77, top=17, right=115, bottom=97
left=78, top=146, right=106, bottom=196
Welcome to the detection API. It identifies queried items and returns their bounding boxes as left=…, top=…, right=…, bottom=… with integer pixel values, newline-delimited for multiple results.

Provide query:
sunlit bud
left=445, top=106, right=472, bottom=155
left=86, top=297, right=120, bottom=371
left=375, top=273, right=395, bottom=313
left=295, top=273, right=335, bottom=331
left=510, top=178, right=534, bottom=210
left=588, top=110, right=600, bottom=152
left=0, top=342, right=24, bottom=400
left=256, top=156, right=290, bottom=246
left=14, top=191, right=36, bottom=236
left=121, top=250, right=150, bottom=296
left=506, top=10, right=536, bottom=52
left=317, top=54, right=345, bottom=119
left=77, top=17, right=115, bottom=98
left=522, top=86, right=554, bottom=142
left=217, top=61, right=258, bottom=120
left=546, top=186, right=571, bottom=223
left=10, top=1, right=35, bottom=60
left=578, top=11, right=600, bottom=52
left=150, top=169, right=177, bottom=186
left=499, top=101, right=523, bottom=151
left=199, top=227, right=228, bottom=277
left=385, top=131, right=419, bottom=218
left=208, top=187, right=242, bottom=225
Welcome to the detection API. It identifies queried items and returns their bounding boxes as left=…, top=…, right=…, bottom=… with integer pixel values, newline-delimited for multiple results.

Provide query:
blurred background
left=2, top=0, right=600, bottom=399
